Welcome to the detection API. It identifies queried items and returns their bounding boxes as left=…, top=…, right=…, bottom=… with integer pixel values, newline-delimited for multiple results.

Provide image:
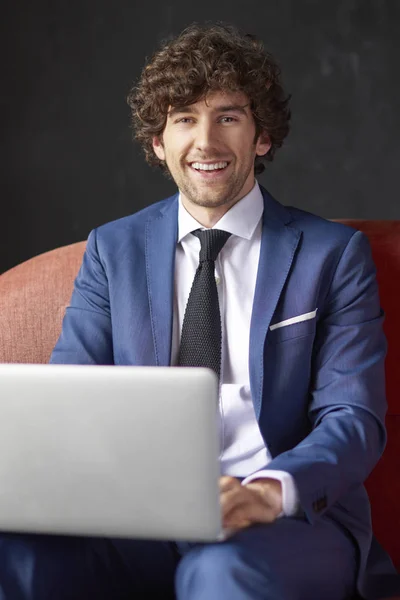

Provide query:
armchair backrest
left=0, top=242, right=85, bottom=364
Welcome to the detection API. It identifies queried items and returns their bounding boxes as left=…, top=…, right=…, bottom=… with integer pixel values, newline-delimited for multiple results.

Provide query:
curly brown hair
left=127, top=23, right=291, bottom=175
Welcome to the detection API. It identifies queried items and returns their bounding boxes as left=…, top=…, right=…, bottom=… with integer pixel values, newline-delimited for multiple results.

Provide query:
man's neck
left=180, top=179, right=257, bottom=228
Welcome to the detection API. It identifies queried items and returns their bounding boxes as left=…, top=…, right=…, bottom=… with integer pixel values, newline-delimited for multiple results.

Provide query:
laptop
left=0, top=364, right=222, bottom=542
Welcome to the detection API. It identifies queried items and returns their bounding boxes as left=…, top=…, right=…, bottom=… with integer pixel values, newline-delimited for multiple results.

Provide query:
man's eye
left=220, top=117, right=236, bottom=123
left=176, top=118, right=193, bottom=123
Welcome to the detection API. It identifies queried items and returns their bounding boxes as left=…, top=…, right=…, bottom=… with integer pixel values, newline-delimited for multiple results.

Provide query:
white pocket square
left=269, top=309, right=318, bottom=331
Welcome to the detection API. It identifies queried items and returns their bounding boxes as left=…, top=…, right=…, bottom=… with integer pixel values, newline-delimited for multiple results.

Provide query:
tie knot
left=192, top=229, right=231, bottom=263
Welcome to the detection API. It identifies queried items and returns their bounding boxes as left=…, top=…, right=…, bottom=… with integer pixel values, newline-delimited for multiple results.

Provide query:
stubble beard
left=172, top=158, right=255, bottom=209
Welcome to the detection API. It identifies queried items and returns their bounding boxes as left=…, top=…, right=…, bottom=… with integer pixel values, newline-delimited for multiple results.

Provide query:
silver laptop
left=0, top=364, right=222, bottom=542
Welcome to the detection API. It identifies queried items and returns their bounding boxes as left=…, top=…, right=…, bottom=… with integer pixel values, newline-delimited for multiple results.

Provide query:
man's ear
left=152, top=136, right=165, bottom=161
left=255, top=131, right=272, bottom=157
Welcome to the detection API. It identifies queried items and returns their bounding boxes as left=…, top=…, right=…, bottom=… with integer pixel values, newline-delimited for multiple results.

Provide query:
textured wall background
left=1, top=0, right=399, bottom=273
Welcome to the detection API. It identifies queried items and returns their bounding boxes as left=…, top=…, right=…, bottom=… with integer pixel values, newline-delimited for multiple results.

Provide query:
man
left=1, top=23, right=398, bottom=600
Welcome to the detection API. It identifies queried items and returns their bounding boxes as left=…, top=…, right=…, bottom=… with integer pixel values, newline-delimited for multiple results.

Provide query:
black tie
left=178, top=229, right=231, bottom=378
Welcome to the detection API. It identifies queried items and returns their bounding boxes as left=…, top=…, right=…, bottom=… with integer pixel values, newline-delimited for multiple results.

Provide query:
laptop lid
left=0, top=364, right=222, bottom=542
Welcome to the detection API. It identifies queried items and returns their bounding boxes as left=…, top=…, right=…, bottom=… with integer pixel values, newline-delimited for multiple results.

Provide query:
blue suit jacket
left=51, top=186, right=396, bottom=596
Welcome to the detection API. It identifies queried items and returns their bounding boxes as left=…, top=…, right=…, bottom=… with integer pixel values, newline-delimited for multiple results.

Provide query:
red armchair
left=340, top=222, right=400, bottom=571
left=0, top=221, right=399, bottom=592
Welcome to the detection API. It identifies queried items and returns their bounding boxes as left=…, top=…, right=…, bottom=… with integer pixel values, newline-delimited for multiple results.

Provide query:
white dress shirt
left=170, top=180, right=299, bottom=516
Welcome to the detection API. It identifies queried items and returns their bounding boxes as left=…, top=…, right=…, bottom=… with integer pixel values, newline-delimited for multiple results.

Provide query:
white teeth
left=191, top=162, right=228, bottom=171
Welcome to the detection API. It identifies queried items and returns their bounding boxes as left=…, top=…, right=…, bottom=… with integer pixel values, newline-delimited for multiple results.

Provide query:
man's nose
left=194, top=121, right=218, bottom=153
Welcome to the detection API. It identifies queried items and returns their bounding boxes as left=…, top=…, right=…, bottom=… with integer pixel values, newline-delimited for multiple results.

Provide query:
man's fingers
left=221, top=483, right=281, bottom=529
left=223, top=502, right=251, bottom=529
left=219, top=476, right=241, bottom=493
left=220, top=484, right=259, bottom=526
left=224, top=501, right=277, bottom=529
left=220, top=484, right=245, bottom=519
left=219, top=477, right=282, bottom=530
left=220, top=479, right=265, bottom=523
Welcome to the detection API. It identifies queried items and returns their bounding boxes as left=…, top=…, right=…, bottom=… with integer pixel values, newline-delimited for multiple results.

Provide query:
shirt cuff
left=241, top=469, right=300, bottom=517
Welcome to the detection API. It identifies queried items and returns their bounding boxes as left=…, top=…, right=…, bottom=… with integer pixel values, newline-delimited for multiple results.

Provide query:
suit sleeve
left=50, top=228, right=114, bottom=365
left=264, top=230, right=387, bottom=523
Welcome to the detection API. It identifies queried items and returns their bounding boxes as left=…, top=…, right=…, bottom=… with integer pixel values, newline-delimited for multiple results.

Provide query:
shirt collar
left=177, top=180, right=264, bottom=243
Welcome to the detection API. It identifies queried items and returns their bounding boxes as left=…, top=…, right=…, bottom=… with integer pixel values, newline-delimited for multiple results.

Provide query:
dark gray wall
left=1, top=0, right=399, bottom=274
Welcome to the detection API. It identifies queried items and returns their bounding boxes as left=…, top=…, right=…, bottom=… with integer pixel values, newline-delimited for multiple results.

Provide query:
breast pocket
left=267, top=315, right=317, bottom=344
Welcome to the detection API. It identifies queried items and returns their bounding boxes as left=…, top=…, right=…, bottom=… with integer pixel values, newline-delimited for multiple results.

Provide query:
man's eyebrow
left=216, top=104, right=250, bottom=115
left=168, top=103, right=250, bottom=118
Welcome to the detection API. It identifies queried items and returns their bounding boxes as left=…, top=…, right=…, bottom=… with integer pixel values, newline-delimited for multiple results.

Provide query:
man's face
left=152, top=90, right=271, bottom=212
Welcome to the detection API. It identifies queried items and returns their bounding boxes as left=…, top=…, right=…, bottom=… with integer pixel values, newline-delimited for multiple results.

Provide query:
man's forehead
left=167, top=90, right=250, bottom=115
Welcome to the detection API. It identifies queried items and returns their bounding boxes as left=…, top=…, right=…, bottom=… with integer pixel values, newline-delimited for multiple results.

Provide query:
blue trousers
left=0, top=517, right=357, bottom=600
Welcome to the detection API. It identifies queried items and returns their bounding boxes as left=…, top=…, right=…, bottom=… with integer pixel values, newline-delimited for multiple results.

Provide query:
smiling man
left=1, top=22, right=398, bottom=600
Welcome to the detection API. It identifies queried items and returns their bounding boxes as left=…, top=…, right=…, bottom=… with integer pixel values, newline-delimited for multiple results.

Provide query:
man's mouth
left=189, top=161, right=230, bottom=175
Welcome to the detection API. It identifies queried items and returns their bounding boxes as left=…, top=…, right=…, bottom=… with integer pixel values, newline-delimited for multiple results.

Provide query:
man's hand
left=220, top=476, right=283, bottom=531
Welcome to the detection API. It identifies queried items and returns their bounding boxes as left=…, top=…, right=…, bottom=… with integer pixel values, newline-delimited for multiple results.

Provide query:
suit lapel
left=249, top=188, right=301, bottom=418
left=145, top=195, right=178, bottom=366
